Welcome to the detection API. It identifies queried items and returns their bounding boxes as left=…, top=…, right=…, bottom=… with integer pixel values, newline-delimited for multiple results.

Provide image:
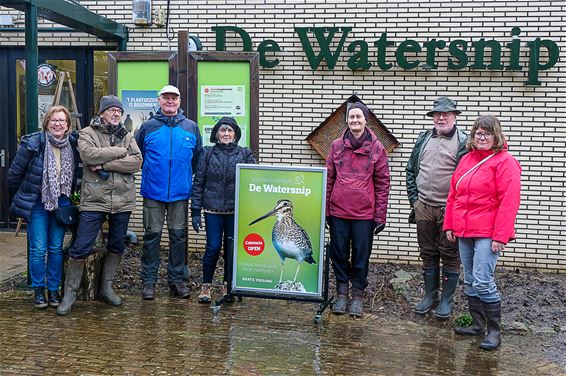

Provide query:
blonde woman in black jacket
left=191, top=117, right=256, bottom=303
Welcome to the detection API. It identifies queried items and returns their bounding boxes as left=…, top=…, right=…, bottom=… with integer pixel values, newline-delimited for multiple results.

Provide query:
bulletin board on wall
left=187, top=51, right=259, bottom=159
left=107, top=51, right=177, bottom=133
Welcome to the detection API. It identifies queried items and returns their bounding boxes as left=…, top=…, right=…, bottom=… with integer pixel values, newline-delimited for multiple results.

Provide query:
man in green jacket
left=406, top=97, right=467, bottom=319
left=57, top=95, right=143, bottom=316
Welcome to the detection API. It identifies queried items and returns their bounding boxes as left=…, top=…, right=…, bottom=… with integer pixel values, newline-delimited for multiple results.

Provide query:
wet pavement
left=0, top=231, right=27, bottom=281
left=1, top=294, right=564, bottom=375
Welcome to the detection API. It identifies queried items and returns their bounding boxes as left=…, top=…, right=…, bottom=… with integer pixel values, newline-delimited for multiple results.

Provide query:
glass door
left=0, top=47, right=93, bottom=228
left=15, top=59, right=78, bottom=141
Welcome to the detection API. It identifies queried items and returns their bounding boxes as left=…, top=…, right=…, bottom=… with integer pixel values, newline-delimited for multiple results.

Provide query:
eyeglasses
left=49, top=119, right=67, bottom=125
left=474, top=132, right=493, bottom=140
left=105, top=108, right=123, bottom=114
left=433, top=112, right=455, bottom=119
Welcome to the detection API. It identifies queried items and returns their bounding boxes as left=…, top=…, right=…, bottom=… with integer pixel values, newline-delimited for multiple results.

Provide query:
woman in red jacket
left=326, top=102, right=390, bottom=318
left=444, top=115, right=521, bottom=350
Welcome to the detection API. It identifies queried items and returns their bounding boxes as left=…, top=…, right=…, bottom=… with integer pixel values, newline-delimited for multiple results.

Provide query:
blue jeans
left=203, top=213, right=234, bottom=284
left=27, top=197, right=70, bottom=290
left=458, top=237, right=501, bottom=303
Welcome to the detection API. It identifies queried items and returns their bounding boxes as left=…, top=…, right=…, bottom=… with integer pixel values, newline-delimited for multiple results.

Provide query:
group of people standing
left=326, top=97, right=521, bottom=351
left=9, top=84, right=253, bottom=314
left=9, top=90, right=520, bottom=351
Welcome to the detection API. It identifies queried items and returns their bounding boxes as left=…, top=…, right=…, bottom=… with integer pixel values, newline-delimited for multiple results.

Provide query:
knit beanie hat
left=210, top=116, right=242, bottom=143
left=99, top=95, right=124, bottom=114
left=348, top=102, right=369, bottom=121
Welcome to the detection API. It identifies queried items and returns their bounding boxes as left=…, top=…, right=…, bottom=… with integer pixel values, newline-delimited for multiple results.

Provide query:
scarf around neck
left=346, top=128, right=371, bottom=150
left=41, top=132, right=74, bottom=211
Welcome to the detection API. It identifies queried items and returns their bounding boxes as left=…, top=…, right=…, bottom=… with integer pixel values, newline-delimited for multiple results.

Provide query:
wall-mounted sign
left=37, top=64, right=56, bottom=87
left=213, top=26, right=560, bottom=86
left=107, top=51, right=177, bottom=132
left=233, top=164, right=327, bottom=301
left=187, top=52, right=259, bottom=158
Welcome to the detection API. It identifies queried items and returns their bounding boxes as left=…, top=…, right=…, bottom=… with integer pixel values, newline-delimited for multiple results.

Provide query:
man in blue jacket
left=136, top=85, right=202, bottom=300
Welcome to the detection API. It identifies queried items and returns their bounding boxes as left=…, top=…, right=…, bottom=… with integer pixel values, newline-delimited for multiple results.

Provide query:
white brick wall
left=1, top=0, right=564, bottom=270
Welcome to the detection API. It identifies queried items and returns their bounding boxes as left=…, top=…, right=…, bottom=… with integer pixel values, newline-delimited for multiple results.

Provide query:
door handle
left=0, top=149, right=5, bottom=167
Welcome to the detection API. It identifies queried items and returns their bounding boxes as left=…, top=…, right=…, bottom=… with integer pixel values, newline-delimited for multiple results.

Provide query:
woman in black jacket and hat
left=191, top=117, right=256, bottom=303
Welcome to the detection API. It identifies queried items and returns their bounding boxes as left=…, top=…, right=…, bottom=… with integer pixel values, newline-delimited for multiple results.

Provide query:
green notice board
left=116, top=61, right=169, bottom=132
left=197, top=61, right=251, bottom=147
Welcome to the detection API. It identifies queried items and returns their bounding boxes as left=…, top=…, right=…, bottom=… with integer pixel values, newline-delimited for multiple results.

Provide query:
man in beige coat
left=57, top=95, right=142, bottom=316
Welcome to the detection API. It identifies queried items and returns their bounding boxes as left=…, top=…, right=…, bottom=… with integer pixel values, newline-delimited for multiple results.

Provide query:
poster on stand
left=233, top=164, right=327, bottom=300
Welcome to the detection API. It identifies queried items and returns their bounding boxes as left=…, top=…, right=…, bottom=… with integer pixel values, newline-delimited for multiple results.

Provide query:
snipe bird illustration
left=249, top=199, right=316, bottom=283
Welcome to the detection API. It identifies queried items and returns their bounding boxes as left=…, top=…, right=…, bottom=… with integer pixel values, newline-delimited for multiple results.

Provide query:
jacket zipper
left=167, top=125, right=172, bottom=200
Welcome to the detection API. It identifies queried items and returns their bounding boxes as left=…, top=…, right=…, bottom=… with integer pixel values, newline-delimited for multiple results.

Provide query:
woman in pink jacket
left=326, top=102, right=390, bottom=318
left=444, top=115, right=521, bottom=350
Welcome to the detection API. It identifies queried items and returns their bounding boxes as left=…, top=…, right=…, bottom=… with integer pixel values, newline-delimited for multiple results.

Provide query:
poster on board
left=233, top=164, right=327, bottom=300
left=121, top=90, right=160, bottom=133
left=197, top=62, right=250, bottom=147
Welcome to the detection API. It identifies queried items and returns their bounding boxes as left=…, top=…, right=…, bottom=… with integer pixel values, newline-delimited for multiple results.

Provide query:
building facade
left=1, top=0, right=564, bottom=270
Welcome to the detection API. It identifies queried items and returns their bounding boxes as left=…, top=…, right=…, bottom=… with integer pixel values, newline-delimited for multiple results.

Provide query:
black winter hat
left=210, top=116, right=242, bottom=143
left=99, top=95, right=123, bottom=114
left=347, top=102, right=369, bottom=121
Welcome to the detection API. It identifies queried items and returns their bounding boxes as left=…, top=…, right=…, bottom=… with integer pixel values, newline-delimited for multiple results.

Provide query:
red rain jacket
left=444, top=146, right=522, bottom=244
left=326, top=127, right=390, bottom=223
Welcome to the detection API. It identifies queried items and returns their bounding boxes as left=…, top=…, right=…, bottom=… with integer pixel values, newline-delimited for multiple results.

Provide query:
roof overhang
left=0, top=0, right=128, bottom=44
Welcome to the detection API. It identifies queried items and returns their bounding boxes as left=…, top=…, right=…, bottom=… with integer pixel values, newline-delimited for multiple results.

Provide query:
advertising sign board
left=233, top=164, right=327, bottom=301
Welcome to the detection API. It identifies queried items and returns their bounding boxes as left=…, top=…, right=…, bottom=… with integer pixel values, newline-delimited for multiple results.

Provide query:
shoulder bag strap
left=455, top=153, right=496, bottom=190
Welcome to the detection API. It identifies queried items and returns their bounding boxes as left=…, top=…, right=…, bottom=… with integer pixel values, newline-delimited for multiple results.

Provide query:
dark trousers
left=68, top=211, right=131, bottom=260
left=414, top=199, right=460, bottom=272
left=140, top=199, right=188, bottom=285
left=329, top=216, right=374, bottom=290
left=202, top=213, right=234, bottom=284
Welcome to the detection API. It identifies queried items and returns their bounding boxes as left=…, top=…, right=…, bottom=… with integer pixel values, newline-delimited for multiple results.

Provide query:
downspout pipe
left=25, top=3, right=38, bottom=135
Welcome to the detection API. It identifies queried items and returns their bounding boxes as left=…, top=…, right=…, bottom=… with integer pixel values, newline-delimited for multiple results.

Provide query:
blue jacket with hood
left=136, top=109, right=202, bottom=202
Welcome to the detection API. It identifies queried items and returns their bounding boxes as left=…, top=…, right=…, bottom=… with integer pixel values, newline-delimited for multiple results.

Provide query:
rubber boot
left=455, top=296, right=486, bottom=336
left=100, top=253, right=123, bottom=306
left=33, top=287, right=48, bottom=309
left=480, top=301, right=501, bottom=350
left=198, top=283, right=212, bottom=304
left=56, top=259, right=85, bottom=316
left=414, top=268, right=440, bottom=314
left=349, top=287, right=365, bottom=318
left=435, top=271, right=459, bottom=319
left=332, top=283, right=348, bottom=315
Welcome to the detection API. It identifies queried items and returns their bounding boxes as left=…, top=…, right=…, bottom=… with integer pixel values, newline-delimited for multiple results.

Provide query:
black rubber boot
left=100, top=253, right=123, bottom=306
left=435, top=271, right=459, bottom=319
left=455, top=296, right=486, bottom=336
left=480, top=301, right=501, bottom=350
left=33, top=287, right=48, bottom=309
left=414, top=268, right=440, bottom=314
left=332, top=283, right=348, bottom=315
left=57, top=259, right=85, bottom=316
left=349, top=287, right=365, bottom=318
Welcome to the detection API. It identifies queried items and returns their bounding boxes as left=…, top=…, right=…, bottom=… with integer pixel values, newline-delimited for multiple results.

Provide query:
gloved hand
left=191, top=216, right=201, bottom=233
left=373, top=222, right=385, bottom=235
